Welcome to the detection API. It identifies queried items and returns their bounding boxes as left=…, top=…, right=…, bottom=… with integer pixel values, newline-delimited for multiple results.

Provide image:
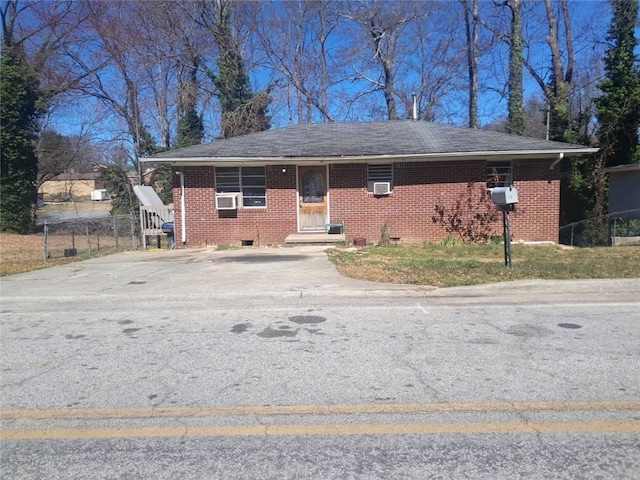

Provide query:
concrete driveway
left=0, top=246, right=429, bottom=303
left=2, top=245, right=639, bottom=306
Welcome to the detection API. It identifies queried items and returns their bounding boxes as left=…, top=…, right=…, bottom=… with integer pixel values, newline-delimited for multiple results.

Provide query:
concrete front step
left=285, top=233, right=346, bottom=245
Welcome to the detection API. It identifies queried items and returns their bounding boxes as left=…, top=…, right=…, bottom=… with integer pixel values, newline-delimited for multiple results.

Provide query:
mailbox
left=491, top=186, right=518, bottom=206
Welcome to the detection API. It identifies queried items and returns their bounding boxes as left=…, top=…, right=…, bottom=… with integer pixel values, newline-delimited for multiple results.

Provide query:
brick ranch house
left=142, top=121, right=597, bottom=247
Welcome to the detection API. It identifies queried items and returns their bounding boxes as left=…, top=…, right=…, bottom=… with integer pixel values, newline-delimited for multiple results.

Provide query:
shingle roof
left=144, top=121, right=597, bottom=163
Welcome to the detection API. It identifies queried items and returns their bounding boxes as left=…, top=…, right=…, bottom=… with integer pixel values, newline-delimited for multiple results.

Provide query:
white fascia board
left=141, top=148, right=599, bottom=166
left=603, top=163, right=640, bottom=173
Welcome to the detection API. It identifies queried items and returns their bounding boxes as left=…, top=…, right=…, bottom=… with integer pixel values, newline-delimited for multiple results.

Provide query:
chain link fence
left=559, top=209, right=640, bottom=247
left=43, top=215, right=138, bottom=260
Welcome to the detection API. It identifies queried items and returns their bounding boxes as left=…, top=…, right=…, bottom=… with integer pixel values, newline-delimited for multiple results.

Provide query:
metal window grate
left=367, top=164, right=393, bottom=192
left=215, top=167, right=266, bottom=207
left=486, top=161, right=512, bottom=188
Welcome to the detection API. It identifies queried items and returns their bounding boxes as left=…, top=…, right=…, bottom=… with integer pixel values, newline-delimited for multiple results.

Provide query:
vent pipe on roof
left=412, top=93, right=418, bottom=121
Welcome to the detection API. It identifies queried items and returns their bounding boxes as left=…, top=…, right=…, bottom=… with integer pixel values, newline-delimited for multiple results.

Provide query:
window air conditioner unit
left=373, top=182, right=391, bottom=195
left=215, top=193, right=240, bottom=210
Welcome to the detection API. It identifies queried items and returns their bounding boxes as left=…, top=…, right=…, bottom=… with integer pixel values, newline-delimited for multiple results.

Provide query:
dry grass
left=0, top=233, right=73, bottom=276
left=0, top=200, right=133, bottom=276
left=328, top=243, right=640, bottom=287
left=0, top=231, right=125, bottom=277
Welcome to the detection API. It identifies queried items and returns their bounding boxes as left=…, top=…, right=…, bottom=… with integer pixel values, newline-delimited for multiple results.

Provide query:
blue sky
left=40, top=0, right=635, bottom=156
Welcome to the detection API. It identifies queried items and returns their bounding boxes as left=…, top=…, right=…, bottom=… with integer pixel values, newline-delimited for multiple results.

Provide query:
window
left=367, top=164, right=393, bottom=192
left=302, top=170, right=324, bottom=203
left=215, top=166, right=266, bottom=207
left=486, top=161, right=512, bottom=188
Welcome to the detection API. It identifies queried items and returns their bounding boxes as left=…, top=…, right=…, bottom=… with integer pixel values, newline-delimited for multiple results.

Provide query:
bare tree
left=67, top=1, right=159, bottom=177
left=342, top=1, right=425, bottom=120
left=150, top=1, right=209, bottom=148
left=130, top=1, right=179, bottom=150
left=35, top=130, right=100, bottom=191
left=523, top=0, right=575, bottom=142
left=341, top=1, right=465, bottom=123
left=256, top=0, right=339, bottom=123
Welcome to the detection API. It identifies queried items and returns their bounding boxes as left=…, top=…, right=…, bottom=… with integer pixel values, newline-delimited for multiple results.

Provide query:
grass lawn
left=328, top=242, right=640, bottom=287
left=0, top=231, right=133, bottom=276
left=0, top=233, right=75, bottom=276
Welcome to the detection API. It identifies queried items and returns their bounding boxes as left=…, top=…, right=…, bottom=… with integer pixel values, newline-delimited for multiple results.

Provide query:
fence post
left=86, top=221, right=91, bottom=254
left=570, top=224, right=575, bottom=246
left=130, top=214, right=137, bottom=250
left=43, top=221, right=48, bottom=260
left=113, top=216, right=119, bottom=248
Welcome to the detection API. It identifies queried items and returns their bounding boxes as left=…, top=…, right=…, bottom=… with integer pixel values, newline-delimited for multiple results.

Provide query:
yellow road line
left=2, top=420, right=639, bottom=441
left=1, top=401, right=639, bottom=421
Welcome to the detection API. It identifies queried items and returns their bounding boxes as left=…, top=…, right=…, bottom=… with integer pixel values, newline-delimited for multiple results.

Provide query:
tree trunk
left=462, top=0, right=479, bottom=129
left=543, top=0, right=572, bottom=142
left=506, top=0, right=524, bottom=136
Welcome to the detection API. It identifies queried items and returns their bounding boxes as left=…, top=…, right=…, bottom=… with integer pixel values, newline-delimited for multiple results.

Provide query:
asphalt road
left=35, top=201, right=111, bottom=225
left=1, top=247, right=639, bottom=479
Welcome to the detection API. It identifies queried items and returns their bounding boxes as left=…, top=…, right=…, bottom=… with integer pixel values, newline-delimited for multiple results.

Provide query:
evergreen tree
left=596, top=0, right=640, bottom=167
left=164, top=88, right=204, bottom=206
left=176, top=108, right=204, bottom=149
left=207, top=0, right=270, bottom=139
left=98, top=165, right=138, bottom=217
left=0, top=42, right=40, bottom=233
left=147, top=165, right=174, bottom=205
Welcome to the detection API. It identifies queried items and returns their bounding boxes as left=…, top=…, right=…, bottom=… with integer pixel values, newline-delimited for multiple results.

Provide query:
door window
left=302, top=170, right=324, bottom=203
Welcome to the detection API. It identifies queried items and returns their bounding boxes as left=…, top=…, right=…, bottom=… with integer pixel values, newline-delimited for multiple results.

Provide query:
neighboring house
left=604, top=163, right=640, bottom=219
left=39, top=172, right=103, bottom=201
left=142, top=121, right=597, bottom=247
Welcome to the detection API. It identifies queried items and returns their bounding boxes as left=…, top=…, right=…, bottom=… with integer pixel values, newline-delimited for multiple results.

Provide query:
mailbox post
left=490, top=186, right=518, bottom=268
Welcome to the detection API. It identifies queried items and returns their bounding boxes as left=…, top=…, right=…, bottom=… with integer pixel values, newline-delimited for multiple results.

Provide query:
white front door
left=298, top=166, right=328, bottom=232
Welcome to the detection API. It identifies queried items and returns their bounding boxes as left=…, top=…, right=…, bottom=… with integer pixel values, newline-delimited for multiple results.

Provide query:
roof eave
left=603, top=164, right=640, bottom=173
left=141, top=148, right=598, bottom=166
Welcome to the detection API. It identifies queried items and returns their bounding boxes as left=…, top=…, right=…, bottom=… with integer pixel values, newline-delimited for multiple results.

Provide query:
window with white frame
left=215, top=166, right=266, bottom=207
left=486, top=161, right=512, bottom=188
left=367, top=164, right=393, bottom=193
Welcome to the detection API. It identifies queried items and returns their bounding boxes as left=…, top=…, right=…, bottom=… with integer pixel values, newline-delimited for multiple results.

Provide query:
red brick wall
left=511, top=159, right=561, bottom=243
left=173, top=165, right=298, bottom=247
left=329, top=160, right=561, bottom=244
left=172, top=160, right=561, bottom=247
